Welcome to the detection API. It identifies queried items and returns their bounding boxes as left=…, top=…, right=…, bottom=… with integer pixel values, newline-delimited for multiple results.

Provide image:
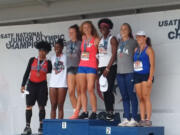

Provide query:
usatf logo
left=158, top=19, right=180, bottom=40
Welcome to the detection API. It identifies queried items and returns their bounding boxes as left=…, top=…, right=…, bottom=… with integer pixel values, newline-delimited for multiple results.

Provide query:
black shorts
left=26, top=80, right=48, bottom=106
left=67, top=67, right=78, bottom=75
left=134, top=73, right=154, bottom=84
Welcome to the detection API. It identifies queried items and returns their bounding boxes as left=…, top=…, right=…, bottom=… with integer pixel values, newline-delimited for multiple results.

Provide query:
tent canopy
left=0, top=0, right=180, bottom=25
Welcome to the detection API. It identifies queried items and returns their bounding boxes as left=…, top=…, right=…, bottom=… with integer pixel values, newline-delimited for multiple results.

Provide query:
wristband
left=105, top=68, right=110, bottom=72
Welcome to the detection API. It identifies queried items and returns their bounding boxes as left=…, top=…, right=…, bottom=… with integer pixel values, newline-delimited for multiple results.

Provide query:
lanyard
left=54, top=55, right=62, bottom=70
left=103, top=34, right=111, bottom=49
left=37, top=58, right=45, bottom=72
left=137, top=45, right=147, bottom=60
left=119, top=39, right=128, bottom=53
left=84, top=39, right=91, bottom=52
left=136, top=48, right=142, bottom=60
left=70, top=41, right=76, bottom=54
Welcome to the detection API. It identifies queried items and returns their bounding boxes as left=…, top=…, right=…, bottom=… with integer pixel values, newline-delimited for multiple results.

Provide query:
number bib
left=134, top=61, right=143, bottom=71
left=81, top=52, right=89, bottom=61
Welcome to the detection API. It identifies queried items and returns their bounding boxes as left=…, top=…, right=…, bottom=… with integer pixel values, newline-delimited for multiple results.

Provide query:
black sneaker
left=21, top=126, right=32, bottom=135
left=38, top=127, right=42, bottom=135
left=106, top=112, right=114, bottom=121
left=89, top=112, right=97, bottom=120
left=78, top=112, right=89, bottom=119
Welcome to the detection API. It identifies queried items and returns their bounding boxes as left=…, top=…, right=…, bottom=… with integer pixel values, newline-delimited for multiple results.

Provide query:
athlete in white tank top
left=98, top=34, right=116, bottom=68
left=97, top=18, right=118, bottom=120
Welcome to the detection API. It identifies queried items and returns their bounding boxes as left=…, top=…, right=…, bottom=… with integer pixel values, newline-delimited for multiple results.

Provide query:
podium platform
left=43, top=119, right=164, bottom=135
left=89, top=126, right=164, bottom=135
left=43, top=119, right=119, bottom=135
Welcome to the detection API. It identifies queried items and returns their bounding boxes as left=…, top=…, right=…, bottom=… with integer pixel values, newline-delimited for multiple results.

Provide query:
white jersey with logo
left=98, top=35, right=116, bottom=68
left=49, top=54, right=67, bottom=88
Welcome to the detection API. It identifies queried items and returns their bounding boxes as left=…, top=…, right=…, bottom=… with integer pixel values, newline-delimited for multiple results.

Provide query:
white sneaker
left=127, top=118, right=138, bottom=127
left=118, top=118, right=129, bottom=126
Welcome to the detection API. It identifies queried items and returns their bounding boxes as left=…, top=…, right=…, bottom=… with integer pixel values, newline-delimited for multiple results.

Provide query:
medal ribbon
left=103, top=34, right=111, bottom=49
left=37, top=58, right=45, bottom=72
left=119, top=39, right=128, bottom=53
left=70, top=41, right=75, bottom=54
left=137, top=45, right=147, bottom=60
left=54, top=55, right=62, bottom=71
left=84, top=39, right=91, bottom=52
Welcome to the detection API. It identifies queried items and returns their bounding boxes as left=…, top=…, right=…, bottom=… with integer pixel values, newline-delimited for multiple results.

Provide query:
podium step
left=43, top=119, right=118, bottom=135
left=43, top=119, right=164, bottom=135
left=89, top=126, right=164, bottom=135
left=16, top=133, right=39, bottom=135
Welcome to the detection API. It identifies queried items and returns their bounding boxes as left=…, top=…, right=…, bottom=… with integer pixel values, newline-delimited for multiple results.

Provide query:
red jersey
left=79, top=38, right=98, bottom=69
left=29, top=58, right=48, bottom=83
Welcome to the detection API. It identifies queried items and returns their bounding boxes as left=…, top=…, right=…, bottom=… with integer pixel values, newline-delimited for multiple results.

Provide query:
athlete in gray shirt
left=116, top=23, right=138, bottom=127
left=66, top=40, right=81, bottom=69
left=66, top=24, right=82, bottom=120
left=117, top=38, right=137, bottom=74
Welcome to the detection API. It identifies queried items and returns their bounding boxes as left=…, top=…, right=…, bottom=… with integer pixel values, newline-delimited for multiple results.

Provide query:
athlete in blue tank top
left=134, top=45, right=150, bottom=74
left=133, top=30, right=155, bottom=127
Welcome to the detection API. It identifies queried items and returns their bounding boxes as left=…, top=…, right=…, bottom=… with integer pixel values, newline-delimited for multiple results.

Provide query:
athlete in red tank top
left=79, top=37, right=98, bottom=69
left=77, top=21, right=100, bottom=120
left=29, top=58, right=48, bottom=83
left=21, top=41, right=52, bottom=135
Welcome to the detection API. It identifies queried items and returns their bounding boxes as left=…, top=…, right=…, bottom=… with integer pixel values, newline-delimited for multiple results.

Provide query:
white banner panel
left=0, top=9, right=180, bottom=135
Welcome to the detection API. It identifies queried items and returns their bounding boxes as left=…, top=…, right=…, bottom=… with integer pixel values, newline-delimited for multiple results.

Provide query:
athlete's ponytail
left=146, top=37, right=152, bottom=47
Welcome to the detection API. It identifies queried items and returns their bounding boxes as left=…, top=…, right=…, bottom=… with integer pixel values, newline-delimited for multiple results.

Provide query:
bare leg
left=75, top=74, right=82, bottom=111
left=57, top=88, right=67, bottom=119
left=77, top=73, right=87, bottom=112
left=135, top=83, right=145, bottom=120
left=67, top=74, right=77, bottom=109
left=142, top=82, right=152, bottom=120
left=87, top=74, right=97, bottom=112
left=49, top=88, right=58, bottom=119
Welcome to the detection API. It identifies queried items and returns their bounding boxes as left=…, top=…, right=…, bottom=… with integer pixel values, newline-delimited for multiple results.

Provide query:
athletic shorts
left=134, top=73, right=154, bottom=84
left=26, top=80, right=48, bottom=106
left=77, top=66, right=97, bottom=74
left=67, top=67, right=78, bottom=75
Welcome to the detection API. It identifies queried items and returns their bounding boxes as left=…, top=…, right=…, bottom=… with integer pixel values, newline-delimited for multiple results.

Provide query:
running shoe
left=118, top=118, right=129, bottom=127
left=78, top=112, right=89, bottom=119
left=69, top=110, right=80, bottom=120
left=127, top=118, right=139, bottom=127
left=21, top=126, right=32, bottom=135
left=89, top=112, right=97, bottom=120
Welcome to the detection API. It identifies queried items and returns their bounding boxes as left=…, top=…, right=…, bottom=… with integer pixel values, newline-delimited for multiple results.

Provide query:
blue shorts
left=77, top=66, right=97, bottom=74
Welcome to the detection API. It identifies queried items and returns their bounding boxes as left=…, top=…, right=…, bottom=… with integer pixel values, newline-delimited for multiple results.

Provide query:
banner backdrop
left=0, top=9, right=180, bottom=135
